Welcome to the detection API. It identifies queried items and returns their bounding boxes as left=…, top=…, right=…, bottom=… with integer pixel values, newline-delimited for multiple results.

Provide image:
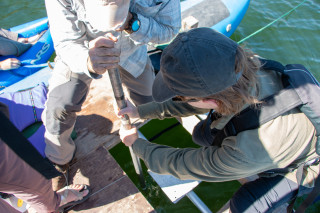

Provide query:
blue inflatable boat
left=181, top=0, right=250, bottom=36
left=154, top=0, right=250, bottom=50
left=0, top=17, right=54, bottom=91
left=151, top=0, right=250, bottom=70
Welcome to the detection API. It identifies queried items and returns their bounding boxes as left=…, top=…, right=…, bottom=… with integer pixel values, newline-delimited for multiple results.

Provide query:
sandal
left=57, top=184, right=90, bottom=212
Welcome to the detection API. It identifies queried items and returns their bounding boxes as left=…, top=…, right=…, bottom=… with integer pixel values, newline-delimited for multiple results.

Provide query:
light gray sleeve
left=44, top=0, right=94, bottom=77
left=129, top=0, right=181, bottom=45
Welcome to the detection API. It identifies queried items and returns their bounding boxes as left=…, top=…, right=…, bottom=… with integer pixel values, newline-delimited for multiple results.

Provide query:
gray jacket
left=45, top=0, right=181, bottom=78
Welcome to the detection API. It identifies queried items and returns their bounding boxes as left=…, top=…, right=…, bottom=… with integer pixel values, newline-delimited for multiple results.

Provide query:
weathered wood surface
left=64, top=74, right=153, bottom=212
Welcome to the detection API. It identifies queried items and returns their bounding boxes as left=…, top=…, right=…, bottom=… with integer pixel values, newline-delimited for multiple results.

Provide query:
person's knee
left=229, top=186, right=252, bottom=213
left=45, top=102, right=76, bottom=135
left=230, top=176, right=295, bottom=213
left=45, top=76, right=90, bottom=134
left=45, top=97, right=74, bottom=121
left=229, top=182, right=267, bottom=213
left=52, top=104, right=73, bottom=122
left=46, top=79, right=88, bottom=121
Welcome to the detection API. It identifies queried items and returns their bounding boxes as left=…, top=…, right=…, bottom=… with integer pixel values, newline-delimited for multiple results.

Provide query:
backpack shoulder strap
left=212, top=58, right=303, bottom=144
left=258, top=57, right=285, bottom=74
left=0, top=111, right=60, bottom=179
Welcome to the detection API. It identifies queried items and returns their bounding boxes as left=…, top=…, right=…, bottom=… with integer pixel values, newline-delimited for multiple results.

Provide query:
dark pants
left=230, top=175, right=313, bottom=213
left=0, top=29, right=31, bottom=56
left=43, top=58, right=155, bottom=165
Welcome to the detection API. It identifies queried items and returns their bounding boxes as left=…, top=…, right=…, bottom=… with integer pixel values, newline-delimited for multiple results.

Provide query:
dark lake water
left=231, top=0, right=320, bottom=80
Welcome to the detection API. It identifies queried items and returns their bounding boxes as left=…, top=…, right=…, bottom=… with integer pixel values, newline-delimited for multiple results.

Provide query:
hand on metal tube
left=114, top=98, right=139, bottom=119
left=87, top=33, right=120, bottom=75
left=119, top=125, right=138, bottom=147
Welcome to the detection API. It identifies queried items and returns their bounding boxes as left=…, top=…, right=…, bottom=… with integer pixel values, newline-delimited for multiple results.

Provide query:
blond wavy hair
left=208, top=45, right=261, bottom=115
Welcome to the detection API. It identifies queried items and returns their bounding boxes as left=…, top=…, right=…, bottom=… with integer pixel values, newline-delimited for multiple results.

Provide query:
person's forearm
left=137, top=99, right=209, bottom=120
left=132, top=138, right=264, bottom=182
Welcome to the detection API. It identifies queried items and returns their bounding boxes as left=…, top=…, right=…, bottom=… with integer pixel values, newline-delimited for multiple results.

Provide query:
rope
left=238, top=0, right=307, bottom=44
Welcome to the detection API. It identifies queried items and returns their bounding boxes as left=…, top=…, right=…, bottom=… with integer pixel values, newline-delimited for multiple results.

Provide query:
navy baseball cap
left=152, top=28, right=241, bottom=102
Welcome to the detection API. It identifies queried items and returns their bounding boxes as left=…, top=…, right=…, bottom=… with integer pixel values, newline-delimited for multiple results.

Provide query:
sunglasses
left=172, top=96, right=199, bottom=103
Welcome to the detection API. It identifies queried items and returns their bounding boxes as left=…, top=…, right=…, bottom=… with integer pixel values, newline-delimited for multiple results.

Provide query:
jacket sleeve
left=132, top=136, right=273, bottom=182
left=137, top=99, right=209, bottom=120
left=129, top=0, right=181, bottom=45
left=133, top=109, right=317, bottom=182
left=45, top=0, right=95, bottom=78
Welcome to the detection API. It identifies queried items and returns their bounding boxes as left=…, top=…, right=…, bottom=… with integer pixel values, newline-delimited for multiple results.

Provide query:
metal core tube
left=108, top=67, right=146, bottom=189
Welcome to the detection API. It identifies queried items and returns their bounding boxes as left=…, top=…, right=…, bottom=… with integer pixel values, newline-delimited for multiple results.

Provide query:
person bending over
left=118, top=28, right=319, bottom=212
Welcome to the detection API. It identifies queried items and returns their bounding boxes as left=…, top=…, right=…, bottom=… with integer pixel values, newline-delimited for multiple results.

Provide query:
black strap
left=0, top=111, right=60, bottom=179
left=259, top=58, right=285, bottom=74
left=296, top=166, right=320, bottom=213
left=287, top=164, right=304, bottom=213
left=213, top=85, right=303, bottom=144
left=213, top=57, right=305, bottom=141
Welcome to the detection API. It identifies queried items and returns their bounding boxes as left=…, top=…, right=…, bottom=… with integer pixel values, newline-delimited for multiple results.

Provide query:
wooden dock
left=60, top=74, right=154, bottom=213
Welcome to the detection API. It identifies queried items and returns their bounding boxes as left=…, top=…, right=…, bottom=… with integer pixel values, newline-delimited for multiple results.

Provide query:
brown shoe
left=50, top=146, right=77, bottom=191
left=52, top=163, right=70, bottom=191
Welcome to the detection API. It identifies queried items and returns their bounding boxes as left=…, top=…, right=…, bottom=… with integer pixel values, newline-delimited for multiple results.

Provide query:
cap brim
left=152, top=71, right=177, bottom=102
